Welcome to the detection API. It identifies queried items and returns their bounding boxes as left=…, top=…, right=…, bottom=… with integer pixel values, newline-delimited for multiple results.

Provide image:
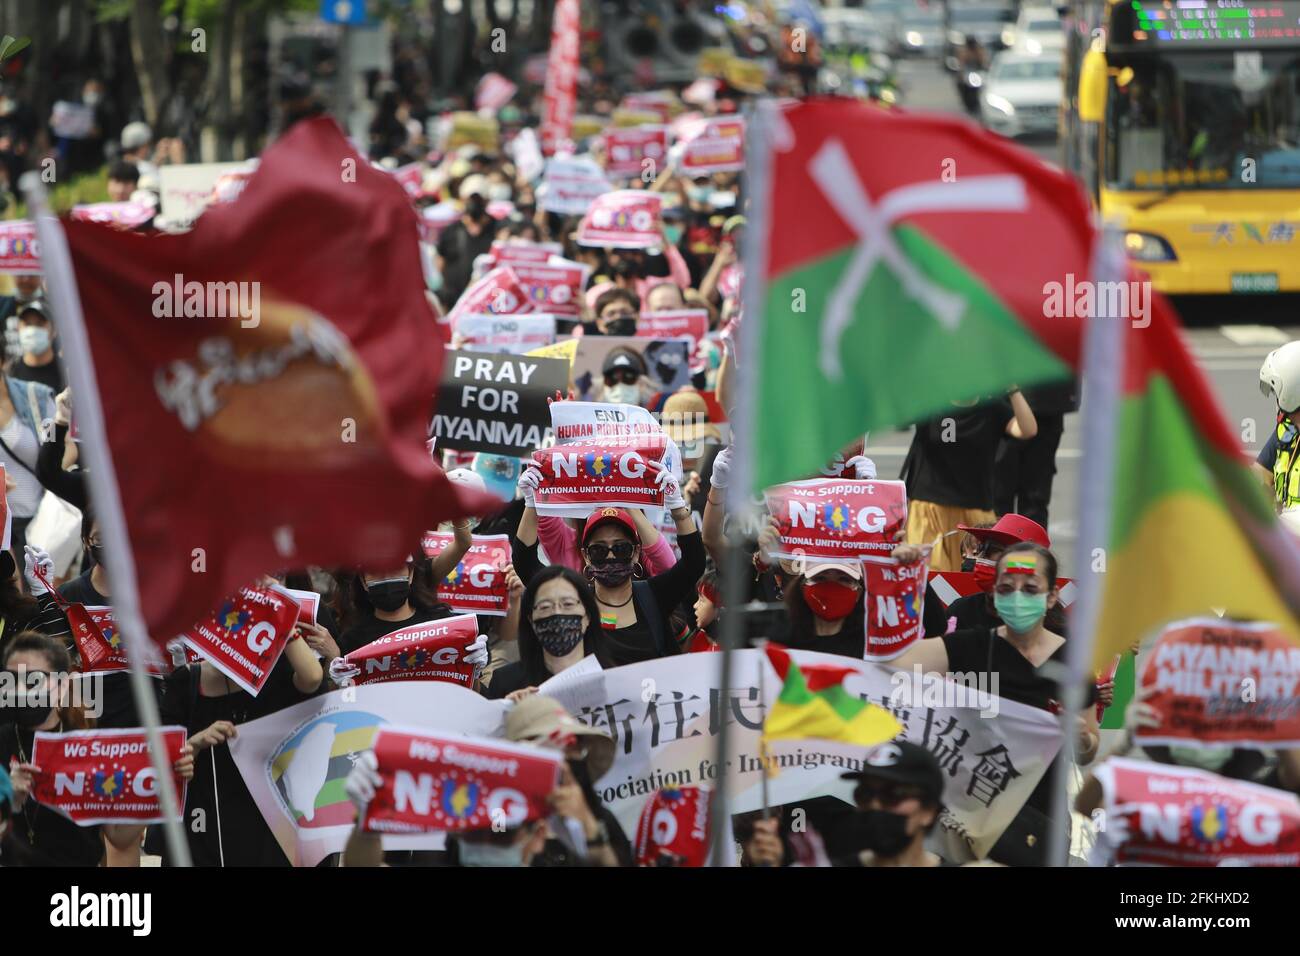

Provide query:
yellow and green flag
left=763, top=645, right=901, bottom=747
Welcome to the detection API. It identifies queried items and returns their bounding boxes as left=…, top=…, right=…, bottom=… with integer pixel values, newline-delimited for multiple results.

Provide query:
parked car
left=979, top=50, right=1064, bottom=139
left=894, top=4, right=947, bottom=56
left=1007, top=6, right=1066, bottom=55
left=943, top=2, right=1017, bottom=70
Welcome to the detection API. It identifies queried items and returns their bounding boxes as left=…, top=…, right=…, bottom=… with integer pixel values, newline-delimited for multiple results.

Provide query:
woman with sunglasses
left=891, top=542, right=1099, bottom=864
left=485, top=566, right=601, bottom=701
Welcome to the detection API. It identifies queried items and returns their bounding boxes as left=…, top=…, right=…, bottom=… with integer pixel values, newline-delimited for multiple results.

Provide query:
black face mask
left=366, top=578, right=411, bottom=612
left=610, top=258, right=642, bottom=279
left=86, top=543, right=105, bottom=569
left=0, top=670, right=54, bottom=728
left=532, top=613, right=585, bottom=656
left=603, top=317, right=637, bottom=337
left=465, top=197, right=488, bottom=220
left=836, top=809, right=913, bottom=859
left=960, top=557, right=976, bottom=574
left=588, top=560, right=634, bottom=588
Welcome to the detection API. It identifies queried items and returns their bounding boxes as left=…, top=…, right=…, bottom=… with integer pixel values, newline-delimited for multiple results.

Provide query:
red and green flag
left=763, top=644, right=901, bottom=746
left=742, top=98, right=1093, bottom=489
left=1083, top=290, right=1300, bottom=670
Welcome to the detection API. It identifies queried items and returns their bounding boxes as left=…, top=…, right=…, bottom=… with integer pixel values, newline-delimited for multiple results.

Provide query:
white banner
left=454, top=313, right=558, bottom=353
left=549, top=400, right=682, bottom=482
left=544, top=648, right=1063, bottom=857
left=228, top=682, right=508, bottom=866
left=540, top=155, right=612, bottom=216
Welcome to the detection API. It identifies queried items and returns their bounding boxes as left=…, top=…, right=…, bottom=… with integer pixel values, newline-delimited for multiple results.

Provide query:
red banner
left=676, top=117, right=746, bottom=175
left=178, top=586, right=301, bottom=696
left=863, top=554, right=929, bottom=661
left=540, top=0, right=580, bottom=156
left=333, top=613, right=481, bottom=688
left=446, top=266, right=535, bottom=323
left=1095, top=757, right=1300, bottom=867
left=31, top=727, right=188, bottom=825
left=362, top=727, right=562, bottom=834
left=604, top=126, right=669, bottom=177
left=926, top=570, right=1078, bottom=610
left=763, top=479, right=908, bottom=562
left=421, top=532, right=512, bottom=616
left=69, top=201, right=155, bottom=228
left=634, top=786, right=713, bottom=866
left=489, top=240, right=562, bottom=267
left=575, top=191, right=663, bottom=249
left=1137, top=618, right=1300, bottom=749
left=513, top=262, right=588, bottom=316
left=533, top=442, right=668, bottom=516
left=0, top=220, right=40, bottom=274
left=636, top=309, right=709, bottom=347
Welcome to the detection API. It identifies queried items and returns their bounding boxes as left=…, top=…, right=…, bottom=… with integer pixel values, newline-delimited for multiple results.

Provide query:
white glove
left=517, top=462, right=543, bottom=507
left=464, top=634, right=489, bottom=683
left=328, top=655, right=360, bottom=686
left=844, top=455, right=878, bottom=480
left=649, top=460, right=685, bottom=510
left=819, top=455, right=845, bottom=478
left=24, top=545, right=53, bottom=596
left=344, top=750, right=382, bottom=813
left=709, top=446, right=733, bottom=491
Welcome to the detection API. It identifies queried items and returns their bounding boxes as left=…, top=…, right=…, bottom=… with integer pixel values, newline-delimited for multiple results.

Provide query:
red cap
left=956, top=513, right=1050, bottom=549
left=581, top=507, right=640, bottom=546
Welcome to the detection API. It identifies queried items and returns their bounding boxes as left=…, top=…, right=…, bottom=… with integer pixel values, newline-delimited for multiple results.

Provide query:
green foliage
left=5, top=168, right=112, bottom=220
left=0, top=35, right=31, bottom=63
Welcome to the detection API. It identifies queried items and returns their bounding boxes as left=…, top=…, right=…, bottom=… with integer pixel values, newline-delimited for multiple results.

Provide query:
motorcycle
left=956, top=67, right=986, bottom=115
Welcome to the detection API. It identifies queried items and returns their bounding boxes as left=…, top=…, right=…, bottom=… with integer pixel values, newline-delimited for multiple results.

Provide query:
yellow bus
left=1061, top=0, right=1300, bottom=294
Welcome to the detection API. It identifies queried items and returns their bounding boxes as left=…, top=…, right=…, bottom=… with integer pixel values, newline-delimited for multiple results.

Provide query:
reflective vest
left=1273, top=418, right=1300, bottom=508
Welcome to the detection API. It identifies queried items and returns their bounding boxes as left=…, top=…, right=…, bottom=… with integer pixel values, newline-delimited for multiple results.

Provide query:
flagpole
left=1049, top=224, right=1126, bottom=868
left=22, top=174, right=193, bottom=867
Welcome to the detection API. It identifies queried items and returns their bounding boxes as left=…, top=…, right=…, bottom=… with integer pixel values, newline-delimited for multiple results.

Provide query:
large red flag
left=60, top=117, right=496, bottom=643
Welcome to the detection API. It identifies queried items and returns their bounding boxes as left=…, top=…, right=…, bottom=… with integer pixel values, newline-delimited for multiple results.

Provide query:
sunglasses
left=604, top=368, right=640, bottom=386
left=585, top=541, right=636, bottom=563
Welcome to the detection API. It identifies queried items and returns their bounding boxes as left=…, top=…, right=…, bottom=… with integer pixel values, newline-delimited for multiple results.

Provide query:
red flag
left=59, top=117, right=496, bottom=645
left=540, top=0, right=580, bottom=156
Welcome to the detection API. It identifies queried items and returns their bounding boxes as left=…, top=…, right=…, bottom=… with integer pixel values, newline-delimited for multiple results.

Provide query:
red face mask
left=973, top=557, right=998, bottom=593
left=801, top=580, right=860, bottom=620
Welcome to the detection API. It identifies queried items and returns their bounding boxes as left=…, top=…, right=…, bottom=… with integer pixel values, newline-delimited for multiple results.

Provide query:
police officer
left=1257, top=342, right=1300, bottom=509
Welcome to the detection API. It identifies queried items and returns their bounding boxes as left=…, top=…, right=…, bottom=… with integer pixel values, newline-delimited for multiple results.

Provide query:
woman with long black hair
left=486, top=565, right=601, bottom=700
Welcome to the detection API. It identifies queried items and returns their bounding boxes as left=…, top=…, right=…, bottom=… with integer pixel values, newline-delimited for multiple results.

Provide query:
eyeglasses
left=994, top=580, right=1046, bottom=596
left=533, top=598, right=583, bottom=617
left=585, top=541, right=636, bottom=563
left=604, top=368, right=640, bottom=387
left=855, top=783, right=924, bottom=808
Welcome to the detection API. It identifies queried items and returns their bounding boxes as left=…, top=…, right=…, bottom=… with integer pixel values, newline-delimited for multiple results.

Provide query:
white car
left=979, top=52, right=1063, bottom=138
left=1007, top=6, right=1066, bottom=55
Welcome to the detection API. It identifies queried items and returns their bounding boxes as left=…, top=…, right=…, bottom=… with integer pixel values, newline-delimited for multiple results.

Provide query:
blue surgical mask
left=457, top=836, right=529, bottom=867
left=993, top=590, right=1048, bottom=633
left=687, top=185, right=711, bottom=204
left=663, top=223, right=684, bottom=245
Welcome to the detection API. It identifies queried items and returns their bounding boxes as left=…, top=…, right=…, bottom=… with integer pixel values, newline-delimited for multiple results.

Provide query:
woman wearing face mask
left=598, top=347, right=650, bottom=407
left=893, top=542, right=1099, bottom=864
left=337, top=557, right=458, bottom=656
left=830, top=742, right=954, bottom=867
left=591, top=288, right=641, bottom=338
left=485, top=566, right=600, bottom=701
left=0, top=367, right=56, bottom=556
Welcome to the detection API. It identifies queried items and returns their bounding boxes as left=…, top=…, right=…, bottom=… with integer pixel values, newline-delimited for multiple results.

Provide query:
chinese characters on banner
left=31, top=727, right=189, bottom=825
left=361, top=727, right=562, bottom=834
left=421, top=531, right=513, bottom=616
left=763, top=478, right=909, bottom=562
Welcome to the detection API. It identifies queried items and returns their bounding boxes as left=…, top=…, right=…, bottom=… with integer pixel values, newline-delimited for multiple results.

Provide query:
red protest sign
left=575, top=191, right=663, bottom=249
left=540, top=0, right=580, bottom=156
left=70, top=605, right=168, bottom=677
left=178, top=587, right=301, bottom=696
left=763, top=479, right=908, bottom=563
left=446, top=266, right=535, bottom=323
left=362, top=727, right=563, bottom=834
left=513, top=262, right=588, bottom=316
left=1137, top=618, right=1300, bottom=749
left=281, top=587, right=319, bottom=626
left=636, top=309, right=709, bottom=347
left=476, top=72, right=519, bottom=113
left=31, top=727, right=188, bottom=825
left=389, top=162, right=424, bottom=199
left=333, top=613, right=481, bottom=688
left=604, top=126, right=669, bottom=177
left=421, top=532, right=512, bottom=616
left=675, top=117, right=746, bottom=175
left=532, top=442, right=668, bottom=517
left=69, top=202, right=155, bottom=228
left=490, top=240, right=562, bottom=266
left=0, top=220, right=40, bottom=274
left=863, top=554, right=929, bottom=661
left=620, top=92, right=676, bottom=123
left=1094, top=756, right=1300, bottom=867
left=634, top=785, right=713, bottom=866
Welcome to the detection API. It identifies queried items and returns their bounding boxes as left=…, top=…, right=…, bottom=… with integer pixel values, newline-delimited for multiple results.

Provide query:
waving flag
left=762, top=644, right=901, bottom=746
left=742, top=98, right=1091, bottom=488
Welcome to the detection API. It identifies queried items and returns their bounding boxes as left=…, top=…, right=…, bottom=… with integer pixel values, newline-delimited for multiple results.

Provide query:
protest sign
left=421, top=532, right=512, bottom=616
left=31, top=727, right=188, bottom=825
left=571, top=335, right=692, bottom=400
left=361, top=728, right=562, bottom=834
left=545, top=648, right=1062, bottom=856
left=229, top=682, right=509, bottom=865
left=672, top=117, right=746, bottom=175
left=71, top=605, right=168, bottom=677
left=604, top=126, right=669, bottom=177
left=634, top=785, right=713, bottom=866
left=159, top=161, right=249, bottom=225
left=475, top=72, right=518, bottom=113
left=489, top=239, right=563, bottom=266
left=418, top=202, right=460, bottom=244
left=527, top=337, right=580, bottom=371
left=51, top=101, right=95, bottom=138
left=282, top=588, right=319, bottom=626
left=177, top=586, right=302, bottom=696
left=444, top=112, right=500, bottom=151
left=763, top=478, right=909, bottom=562
left=549, top=399, right=682, bottom=481
left=445, top=266, right=534, bottom=324
left=611, top=109, right=661, bottom=129
left=636, top=309, right=709, bottom=348
left=454, top=313, right=558, bottom=353
left=513, top=261, right=589, bottom=315
left=540, top=0, right=580, bottom=155
left=540, top=155, right=612, bottom=216
left=1136, top=618, right=1300, bottom=749
left=620, top=91, right=679, bottom=122
left=431, top=351, right=568, bottom=457
left=0, top=220, right=40, bottom=274
left=389, top=162, right=425, bottom=199
left=863, top=554, right=929, bottom=661
left=69, top=202, right=155, bottom=228
left=1091, top=757, right=1300, bottom=867
left=532, top=443, right=669, bottom=517
left=575, top=190, right=663, bottom=248
left=509, top=127, right=545, bottom=183
left=332, top=613, right=481, bottom=688
left=571, top=115, right=608, bottom=141
left=640, top=337, right=694, bottom=393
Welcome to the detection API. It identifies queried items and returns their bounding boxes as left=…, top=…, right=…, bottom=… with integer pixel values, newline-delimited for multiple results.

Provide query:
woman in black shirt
left=487, top=565, right=602, bottom=700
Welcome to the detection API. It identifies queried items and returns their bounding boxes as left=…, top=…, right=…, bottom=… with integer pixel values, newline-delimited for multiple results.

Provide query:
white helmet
left=1260, top=341, right=1300, bottom=414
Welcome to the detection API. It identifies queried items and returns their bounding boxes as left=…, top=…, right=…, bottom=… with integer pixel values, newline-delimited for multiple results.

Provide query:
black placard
left=431, top=350, right=569, bottom=457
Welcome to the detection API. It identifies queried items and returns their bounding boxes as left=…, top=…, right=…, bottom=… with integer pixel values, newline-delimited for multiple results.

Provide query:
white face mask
left=83, top=91, right=102, bottom=106
left=1169, top=745, right=1233, bottom=772
left=457, top=836, right=528, bottom=867
left=603, top=383, right=642, bottom=406
left=486, top=184, right=512, bottom=202
left=18, top=326, right=50, bottom=355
